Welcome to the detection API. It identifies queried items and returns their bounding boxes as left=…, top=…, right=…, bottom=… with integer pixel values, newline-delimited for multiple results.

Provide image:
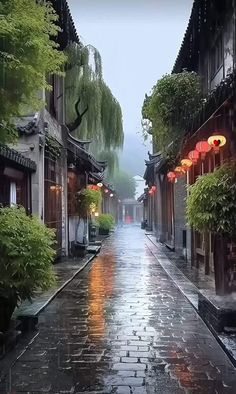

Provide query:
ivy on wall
left=45, top=134, right=62, bottom=159
left=142, top=71, right=202, bottom=157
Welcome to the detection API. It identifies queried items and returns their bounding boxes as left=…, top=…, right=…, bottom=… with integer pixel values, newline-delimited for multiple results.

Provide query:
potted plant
left=96, top=214, right=115, bottom=235
left=0, top=206, right=56, bottom=333
left=77, top=188, right=102, bottom=218
left=186, top=162, right=236, bottom=295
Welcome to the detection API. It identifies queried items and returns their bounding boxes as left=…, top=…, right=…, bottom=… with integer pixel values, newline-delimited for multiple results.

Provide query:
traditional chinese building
left=142, top=0, right=236, bottom=294
left=172, top=0, right=236, bottom=291
left=3, top=0, right=107, bottom=258
left=67, top=134, right=106, bottom=255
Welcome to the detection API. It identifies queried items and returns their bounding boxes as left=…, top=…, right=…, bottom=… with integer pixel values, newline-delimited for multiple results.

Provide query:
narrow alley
left=1, top=227, right=236, bottom=394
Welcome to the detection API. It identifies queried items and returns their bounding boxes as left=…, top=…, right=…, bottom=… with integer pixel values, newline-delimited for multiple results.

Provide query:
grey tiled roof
left=0, top=144, right=37, bottom=171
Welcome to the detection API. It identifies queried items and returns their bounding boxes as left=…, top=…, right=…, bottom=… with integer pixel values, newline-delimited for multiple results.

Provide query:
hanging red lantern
left=196, top=141, right=211, bottom=159
left=88, top=185, right=99, bottom=191
left=181, top=159, right=193, bottom=171
left=174, top=166, right=186, bottom=177
left=207, top=135, right=226, bottom=152
left=188, top=150, right=199, bottom=164
left=151, top=185, right=157, bottom=192
left=167, top=171, right=176, bottom=183
left=148, top=189, right=154, bottom=195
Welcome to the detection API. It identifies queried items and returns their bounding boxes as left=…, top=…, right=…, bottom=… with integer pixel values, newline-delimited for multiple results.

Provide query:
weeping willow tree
left=97, top=150, right=119, bottom=178
left=65, top=43, right=123, bottom=174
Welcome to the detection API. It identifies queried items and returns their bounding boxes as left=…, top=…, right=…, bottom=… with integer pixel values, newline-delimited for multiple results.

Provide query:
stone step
left=89, top=240, right=102, bottom=246
left=87, top=245, right=101, bottom=254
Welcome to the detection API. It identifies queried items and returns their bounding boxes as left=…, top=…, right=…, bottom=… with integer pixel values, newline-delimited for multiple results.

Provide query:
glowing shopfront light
left=50, top=185, right=62, bottom=191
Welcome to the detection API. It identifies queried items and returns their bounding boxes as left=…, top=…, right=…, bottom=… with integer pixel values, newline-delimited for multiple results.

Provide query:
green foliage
left=142, top=71, right=202, bottom=155
left=186, top=162, right=236, bottom=236
left=77, top=188, right=102, bottom=218
left=97, top=150, right=119, bottom=177
left=0, top=0, right=66, bottom=143
left=0, top=206, right=56, bottom=303
left=65, top=43, right=124, bottom=161
left=45, top=134, right=62, bottom=158
left=96, top=214, right=115, bottom=231
left=109, top=170, right=136, bottom=200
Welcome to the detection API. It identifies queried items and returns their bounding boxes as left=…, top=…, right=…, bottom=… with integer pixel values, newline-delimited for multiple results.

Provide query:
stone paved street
left=1, top=227, right=236, bottom=393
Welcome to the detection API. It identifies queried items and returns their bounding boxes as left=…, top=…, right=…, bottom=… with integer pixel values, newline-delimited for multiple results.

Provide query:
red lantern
left=88, top=185, right=99, bottom=191
left=181, top=159, right=192, bottom=171
left=151, top=185, right=157, bottom=192
left=196, top=141, right=211, bottom=159
left=188, top=150, right=199, bottom=164
left=149, top=189, right=154, bottom=195
left=174, top=171, right=183, bottom=179
left=208, top=135, right=226, bottom=153
left=174, top=166, right=186, bottom=177
left=167, top=171, right=176, bottom=183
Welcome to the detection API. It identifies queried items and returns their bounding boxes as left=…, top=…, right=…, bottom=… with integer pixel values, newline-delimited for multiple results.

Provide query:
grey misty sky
left=67, top=0, right=193, bottom=175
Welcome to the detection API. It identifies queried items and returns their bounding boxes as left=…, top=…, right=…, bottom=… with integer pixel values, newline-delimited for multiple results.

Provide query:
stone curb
left=33, top=253, right=96, bottom=316
left=16, top=252, right=100, bottom=321
left=145, top=234, right=236, bottom=368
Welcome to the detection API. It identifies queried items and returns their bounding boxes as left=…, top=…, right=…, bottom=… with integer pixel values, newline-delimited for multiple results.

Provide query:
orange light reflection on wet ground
left=88, top=253, right=116, bottom=342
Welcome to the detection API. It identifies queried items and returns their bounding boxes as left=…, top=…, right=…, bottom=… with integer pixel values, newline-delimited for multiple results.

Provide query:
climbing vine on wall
left=142, top=71, right=202, bottom=156
left=45, top=134, right=62, bottom=159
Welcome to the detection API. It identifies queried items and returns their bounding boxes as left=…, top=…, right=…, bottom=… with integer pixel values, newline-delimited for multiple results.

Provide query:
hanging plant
left=77, top=188, right=102, bottom=218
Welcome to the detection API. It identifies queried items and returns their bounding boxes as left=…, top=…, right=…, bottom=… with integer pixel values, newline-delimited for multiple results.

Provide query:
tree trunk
left=204, top=231, right=210, bottom=275
left=213, top=234, right=229, bottom=295
left=0, top=295, right=17, bottom=333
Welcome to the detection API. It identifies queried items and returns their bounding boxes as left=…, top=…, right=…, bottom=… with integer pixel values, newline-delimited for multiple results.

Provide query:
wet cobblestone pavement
left=1, top=227, right=236, bottom=394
